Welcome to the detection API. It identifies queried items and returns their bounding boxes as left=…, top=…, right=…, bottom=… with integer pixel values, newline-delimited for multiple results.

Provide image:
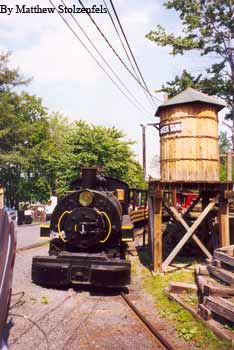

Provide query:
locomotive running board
left=32, top=252, right=131, bottom=288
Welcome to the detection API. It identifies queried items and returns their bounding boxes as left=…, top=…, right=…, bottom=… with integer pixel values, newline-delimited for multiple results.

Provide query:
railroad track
left=9, top=285, right=175, bottom=350
left=14, top=238, right=175, bottom=350
left=16, top=240, right=49, bottom=253
left=121, top=292, right=174, bottom=350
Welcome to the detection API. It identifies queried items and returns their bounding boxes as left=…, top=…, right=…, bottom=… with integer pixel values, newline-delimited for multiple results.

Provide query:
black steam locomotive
left=32, top=168, right=133, bottom=288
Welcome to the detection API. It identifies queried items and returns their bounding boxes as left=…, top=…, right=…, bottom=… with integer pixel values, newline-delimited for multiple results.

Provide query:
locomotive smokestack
left=81, top=167, right=98, bottom=189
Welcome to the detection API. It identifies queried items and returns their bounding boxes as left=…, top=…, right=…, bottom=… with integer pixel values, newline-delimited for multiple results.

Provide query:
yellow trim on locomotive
left=57, top=210, right=71, bottom=242
left=40, top=224, right=50, bottom=228
left=97, top=210, right=112, bottom=243
left=57, top=209, right=113, bottom=244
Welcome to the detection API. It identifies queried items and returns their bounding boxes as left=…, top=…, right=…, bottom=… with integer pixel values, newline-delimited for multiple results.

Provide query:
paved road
left=16, top=224, right=41, bottom=249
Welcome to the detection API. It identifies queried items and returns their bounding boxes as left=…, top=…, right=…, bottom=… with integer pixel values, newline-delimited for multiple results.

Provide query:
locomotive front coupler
left=31, top=251, right=131, bottom=288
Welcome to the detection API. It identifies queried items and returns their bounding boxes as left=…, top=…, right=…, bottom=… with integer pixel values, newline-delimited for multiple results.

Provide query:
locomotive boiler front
left=32, top=168, right=131, bottom=288
left=50, top=189, right=122, bottom=250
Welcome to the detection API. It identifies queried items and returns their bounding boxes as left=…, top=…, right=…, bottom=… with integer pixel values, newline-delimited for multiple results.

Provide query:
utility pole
left=140, top=124, right=146, bottom=178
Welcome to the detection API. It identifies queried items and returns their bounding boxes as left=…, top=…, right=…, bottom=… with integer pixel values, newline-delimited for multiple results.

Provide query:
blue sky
left=0, top=0, right=226, bottom=177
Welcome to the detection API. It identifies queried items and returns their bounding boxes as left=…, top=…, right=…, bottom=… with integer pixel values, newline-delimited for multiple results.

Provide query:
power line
left=108, top=0, right=160, bottom=105
left=48, top=0, right=153, bottom=115
left=78, top=0, right=159, bottom=107
left=102, top=0, right=140, bottom=82
left=60, top=0, right=152, bottom=115
left=102, top=0, right=155, bottom=110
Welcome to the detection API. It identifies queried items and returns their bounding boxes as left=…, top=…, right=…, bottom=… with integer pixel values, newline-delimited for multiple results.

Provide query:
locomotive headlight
left=79, top=190, right=93, bottom=207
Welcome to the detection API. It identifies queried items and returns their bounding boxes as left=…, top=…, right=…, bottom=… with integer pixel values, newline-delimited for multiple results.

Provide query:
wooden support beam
left=218, top=197, right=230, bottom=247
left=201, top=192, right=210, bottom=239
left=148, top=196, right=154, bottom=258
left=143, top=194, right=148, bottom=247
left=164, top=203, right=212, bottom=259
left=227, top=151, right=232, bottom=181
left=172, top=188, right=177, bottom=208
left=153, top=190, right=163, bottom=273
left=162, top=198, right=217, bottom=271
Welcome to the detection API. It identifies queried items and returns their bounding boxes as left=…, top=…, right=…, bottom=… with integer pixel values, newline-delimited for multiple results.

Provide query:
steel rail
left=16, top=241, right=49, bottom=253
left=121, top=292, right=175, bottom=350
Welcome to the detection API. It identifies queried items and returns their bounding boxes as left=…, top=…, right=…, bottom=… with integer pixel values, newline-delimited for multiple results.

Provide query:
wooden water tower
left=155, top=88, right=226, bottom=182
left=148, top=88, right=231, bottom=274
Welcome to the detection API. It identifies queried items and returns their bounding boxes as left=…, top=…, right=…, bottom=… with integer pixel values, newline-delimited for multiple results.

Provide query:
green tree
left=219, top=131, right=232, bottom=180
left=14, top=111, right=73, bottom=205
left=156, top=70, right=203, bottom=98
left=0, top=92, right=50, bottom=207
left=0, top=52, right=52, bottom=207
left=42, top=112, right=73, bottom=194
left=146, top=0, right=234, bottom=146
left=0, top=51, right=30, bottom=91
left=0, top=52, right=145, bottom=207
left=56, top=121, right=145, bottom=195
left=219, top=131, right=231, bottom=154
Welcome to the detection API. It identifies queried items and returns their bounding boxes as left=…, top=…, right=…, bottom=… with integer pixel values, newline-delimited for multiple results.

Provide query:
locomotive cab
left=32, top=168, right=133, bottom=288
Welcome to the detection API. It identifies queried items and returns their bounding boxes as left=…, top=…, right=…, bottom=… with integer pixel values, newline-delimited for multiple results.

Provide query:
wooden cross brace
left=162, top=197, right=217, bottom=271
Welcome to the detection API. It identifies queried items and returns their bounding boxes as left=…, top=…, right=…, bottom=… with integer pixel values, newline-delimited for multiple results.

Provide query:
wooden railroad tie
left=203, top=284, right=234, bottom=297
left=204, top=296, right=234, bottom=323
left=167, top=282, right=197, bottom=294
left=207, top=264, right=234, bottom=286
left=213, top=249, right=234, bottom=267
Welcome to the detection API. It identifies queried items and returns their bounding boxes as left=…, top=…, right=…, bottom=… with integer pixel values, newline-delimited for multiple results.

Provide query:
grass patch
left=135, top=255, right=232, bottom=350
left=41, top=295, right=48, bottom=305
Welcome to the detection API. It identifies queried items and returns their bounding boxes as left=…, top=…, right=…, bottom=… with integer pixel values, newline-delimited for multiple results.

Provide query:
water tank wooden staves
left=155, top=88, right=226, bottom=182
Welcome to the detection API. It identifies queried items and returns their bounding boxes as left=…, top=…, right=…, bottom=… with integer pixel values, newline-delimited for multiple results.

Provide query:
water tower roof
left=155, top=87, right=226, bottom=116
